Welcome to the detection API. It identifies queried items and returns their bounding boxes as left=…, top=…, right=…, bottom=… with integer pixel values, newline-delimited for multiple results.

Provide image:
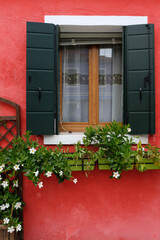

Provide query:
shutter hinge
left=146, top=24, right=151, bottom=30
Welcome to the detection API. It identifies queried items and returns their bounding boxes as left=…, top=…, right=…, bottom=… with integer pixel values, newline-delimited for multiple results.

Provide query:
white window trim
left=44, top=132, right=148, bottom=145
left=44, top=15, right=148, bottom=145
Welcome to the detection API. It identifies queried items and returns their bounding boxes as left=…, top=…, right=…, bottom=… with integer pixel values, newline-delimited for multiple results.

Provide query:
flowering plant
left=135, top=140, right=160, bottom=172
left=0, top=132, right=77, bottom=233
left=83, top=121, right=160, bottom=178
left=1, top=122, right=160, bottom=234
left=83, top=121, right=135, bottom=178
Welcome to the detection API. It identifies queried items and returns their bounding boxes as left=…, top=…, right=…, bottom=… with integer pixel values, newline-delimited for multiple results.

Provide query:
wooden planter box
left=68, top=159, right=95, bottom=171
left=0, top=224, right=14, bottom=240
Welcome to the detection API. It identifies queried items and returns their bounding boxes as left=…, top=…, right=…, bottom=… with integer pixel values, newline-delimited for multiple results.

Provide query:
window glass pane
left=62, top=46, right=89, bottom=122
left=99, top=45, right=122, bottom=122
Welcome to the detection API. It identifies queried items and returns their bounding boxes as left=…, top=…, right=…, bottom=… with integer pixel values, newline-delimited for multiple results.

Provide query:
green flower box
left=137, top=159, right=160, bottom=170
left=68, top=159, right=95, bottom=171
left=97, top=159, right=110, bottom=170
left=97, top=158, right=160, bottom=171
left=98, top=158, right=134, bottom=170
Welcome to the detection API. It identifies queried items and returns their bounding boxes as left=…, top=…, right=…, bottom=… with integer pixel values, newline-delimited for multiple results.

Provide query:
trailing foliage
left=0, top=132, right=77, bottom=233
left=83, top=121, right=135, bottom=176
left=1, top=121, right=160, bottom=233
left=83, top=121, right=160, bottom=177
left=135, top=140, right=160, bottom=172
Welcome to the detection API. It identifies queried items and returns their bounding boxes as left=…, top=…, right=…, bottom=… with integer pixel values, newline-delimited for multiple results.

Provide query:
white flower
left=0, top=204, right=6, bottom=210
left=0, top=174, right=2, bottom=181
left=5, top=203, right=10, bottom=209
left=1, top=164, right=5, bottom=168
left=14, top=202, right=21, bottom=210
left=127, top=128, right=131, bottom=133
left=13, top=180, right=18, bottom=188
left=142, top=147, right=145, bottom=151
left=45, top=171, right=52, bottom=178
left=59, top=170, right=63, bottom=176
left=3, top=217, right=10, bottom=225
left=73, top=178, right=78, bottom=184
left=13, top=164, right=20, bottom=171
left=0, top=165, right=4, bottom=172
left=1, top=180, right=9, bottom=188
left=29, top=147, right=36, bottom=154
left=113, top=171, right=120, bottom=179
left=16, top=224, right=22, bottom=232
left=34, top=170, right=39, bottom=177
left=8, top=226, right=15, bottom=233
left=38, top=181, right=43, bottom=189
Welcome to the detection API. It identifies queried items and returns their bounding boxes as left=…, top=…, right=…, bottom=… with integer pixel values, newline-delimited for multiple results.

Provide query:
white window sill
left=44, top=133, right=148, bottom=145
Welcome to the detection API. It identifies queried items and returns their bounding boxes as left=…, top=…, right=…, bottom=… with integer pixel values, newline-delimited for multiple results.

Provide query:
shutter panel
left=26, top=22, right=59, bottom=135
left=123, top=24, right=155, bottom=134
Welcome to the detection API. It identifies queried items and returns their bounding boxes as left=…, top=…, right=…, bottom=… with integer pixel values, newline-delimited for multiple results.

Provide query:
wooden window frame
left=60, top=45, right=111, bottom=132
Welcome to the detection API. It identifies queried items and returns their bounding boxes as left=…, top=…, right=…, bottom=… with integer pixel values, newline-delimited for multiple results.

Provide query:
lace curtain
left=99, top=45, right=122, bottom=122
left=62, top=46, right=89, bottom=122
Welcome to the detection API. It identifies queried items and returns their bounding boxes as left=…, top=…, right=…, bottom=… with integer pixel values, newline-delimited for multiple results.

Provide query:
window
left=26, top=21, right=155, bottom=136
left=60, top=44, right=122, bottom=132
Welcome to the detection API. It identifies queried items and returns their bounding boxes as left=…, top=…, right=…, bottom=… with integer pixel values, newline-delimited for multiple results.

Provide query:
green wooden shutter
left=26, top=22, right=59, bottom=135
left=123, top=24, right=155, bottom=134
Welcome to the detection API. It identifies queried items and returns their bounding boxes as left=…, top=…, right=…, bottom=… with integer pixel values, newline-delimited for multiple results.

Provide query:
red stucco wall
left=1, top=0, right=160, bottom=239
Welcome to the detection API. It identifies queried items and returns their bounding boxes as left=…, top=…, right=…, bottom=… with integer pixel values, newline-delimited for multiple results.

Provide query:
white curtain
left=62, top=46, right=89, bottom=122
left=99, top=45, right=122, bottom=122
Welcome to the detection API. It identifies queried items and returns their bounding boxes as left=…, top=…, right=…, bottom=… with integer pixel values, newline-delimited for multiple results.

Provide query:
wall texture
left=1, top=0, right=160, bottom=239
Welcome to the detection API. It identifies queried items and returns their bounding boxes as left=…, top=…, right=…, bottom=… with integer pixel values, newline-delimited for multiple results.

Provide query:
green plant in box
left=67, top=141, right=96, bottom=172
left=83, top=121, right=136, bottom=178
left=135, top=141, right=160, bottom=171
